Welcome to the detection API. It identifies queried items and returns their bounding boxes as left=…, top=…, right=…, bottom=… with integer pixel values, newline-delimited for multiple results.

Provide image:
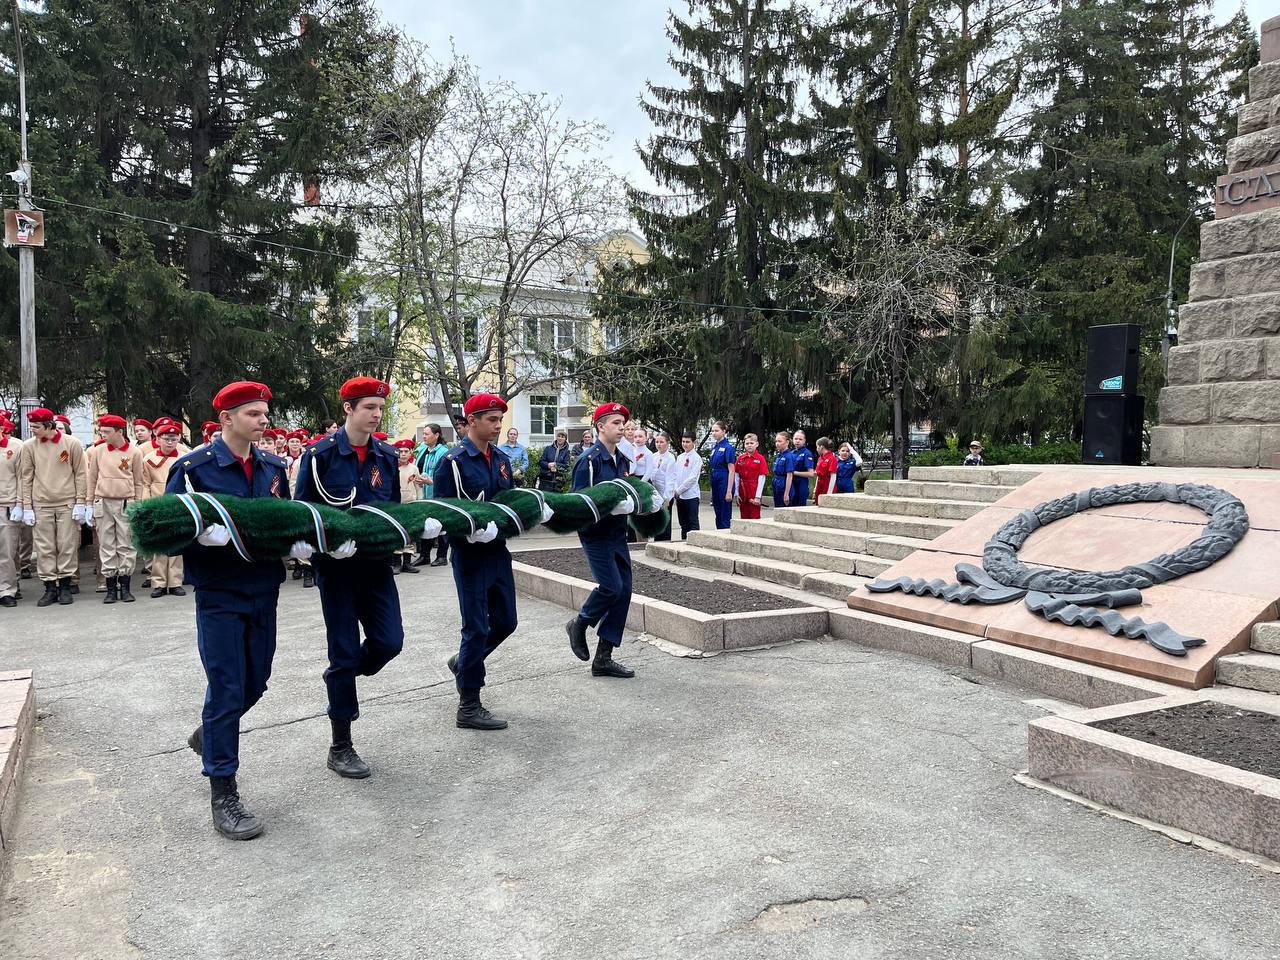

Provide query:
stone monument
left=1151, top=15, right=1280, bottom=469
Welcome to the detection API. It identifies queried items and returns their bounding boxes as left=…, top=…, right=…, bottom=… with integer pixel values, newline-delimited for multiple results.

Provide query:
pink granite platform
left=849, top=469, right=1280, bottom=688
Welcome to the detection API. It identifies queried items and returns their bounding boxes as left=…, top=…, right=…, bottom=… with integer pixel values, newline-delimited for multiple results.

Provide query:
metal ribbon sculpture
left=867, top=482, right=1250, bottom=657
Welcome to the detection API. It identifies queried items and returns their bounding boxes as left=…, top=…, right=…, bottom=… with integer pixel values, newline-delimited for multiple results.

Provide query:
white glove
left=610, top=497, right=636, bottom=516
left=288, top=540, right=315, bottom=561
left=72, top=504, right=86, bottom=524
left=540, top=503, right=554, bottom=523
left=327, top=539, right=357, bottom=559
left=84, top=503, right=95, bottom=528
left=421, top=518, right=443, bottom=539
left=21, top=508, right=35, bottom=527
left=466, top=521, right=498, bottom=544
left=649, top=494, right=663, bottom=513
left=8, top=505, right=21, bottom=522
left=197, top=524, right=231, bottom=547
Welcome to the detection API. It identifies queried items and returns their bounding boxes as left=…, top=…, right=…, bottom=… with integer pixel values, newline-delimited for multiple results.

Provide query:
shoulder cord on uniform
left=310, top=462, right=357, bottom=509
left=351, top=503, right=411, bottom=549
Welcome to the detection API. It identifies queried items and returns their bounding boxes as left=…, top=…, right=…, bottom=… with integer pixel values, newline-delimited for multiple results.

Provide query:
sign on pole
left=4, top=208, right=44, bottom=247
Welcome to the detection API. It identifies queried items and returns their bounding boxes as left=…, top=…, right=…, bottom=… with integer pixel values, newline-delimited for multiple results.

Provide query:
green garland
left=130, top=478, right=666, bottom=559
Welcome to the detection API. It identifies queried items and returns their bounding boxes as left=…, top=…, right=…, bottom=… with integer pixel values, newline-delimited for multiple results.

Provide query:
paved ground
left=1, top=538, right=1278, bottom=959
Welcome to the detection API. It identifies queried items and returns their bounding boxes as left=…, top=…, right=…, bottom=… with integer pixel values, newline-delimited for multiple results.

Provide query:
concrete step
left=863, top=478, right=1015, bottom=504
left=801, top=571, right=870, bottom=602
left=729, top=518, right=928, bottom=561
left=686, top=530, right=894, bottom=578
left=1215, top=652, right=1280, bottom=694
left=1252, top=621, right=1280, bottom=654
left=775, top=506, right=958, bottom=541
left=646, top=540, right=826, bottom=589
left=909, top=465, right=1045, bottom=486
left=818, top=493, right=987, bottom=521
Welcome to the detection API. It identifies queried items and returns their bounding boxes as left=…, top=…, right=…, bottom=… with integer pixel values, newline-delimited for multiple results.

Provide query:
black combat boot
left=37, top=581, right=58, bottom=607
left=57, top=577, right=74, bottom=605
left=169, top=586, right=186, bottom=596
left=209, top=776, right=264, bottom=840
left=566, top=616, right=590, bottom=661
left=326, top=718, right=371, bottom=779
left=592, top=638, right=635, bottom=679
left=456, top=689, right=508, bottom=730
left=302, top=568, right=314, bottom=588
left=188, top=724, right=203, bottom=756
left=151, top=584, right=167, bottom=599
left=118, top=575, right=135, bottom=603
left=291, top=560, right=303, bottom=580
left=103, top=576, right=118, bottom=605
left=400, top=554, right=419, bottom=574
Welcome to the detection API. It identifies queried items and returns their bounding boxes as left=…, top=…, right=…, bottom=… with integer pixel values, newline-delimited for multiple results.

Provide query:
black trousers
left=676, top=498, right=700, bottom=540
left=654, top=500, right=674, bottom=541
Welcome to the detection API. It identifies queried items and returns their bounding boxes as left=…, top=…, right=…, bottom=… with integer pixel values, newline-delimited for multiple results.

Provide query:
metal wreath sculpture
left=866, top=482, right=1250, bottom=657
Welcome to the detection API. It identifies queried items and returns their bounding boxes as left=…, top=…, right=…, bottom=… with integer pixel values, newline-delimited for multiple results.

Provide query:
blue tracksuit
left=573, top=441, right=632, bottom=647
left=772, top=449, right=792, bottom=507
left=432, top=438, right=517, bottom=690
left=165, top=437, right=290, bottom=778
left=708, top=437, right=736, bottom=530
left=294, top=428, right=404, bottom=722
left=788, top=446, right=815, bottom=507
left=835, top=457, right=859, bottom=493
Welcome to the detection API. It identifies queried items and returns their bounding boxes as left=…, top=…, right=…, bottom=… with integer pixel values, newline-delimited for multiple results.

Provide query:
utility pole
left=11, top=1, right=37, bottom=440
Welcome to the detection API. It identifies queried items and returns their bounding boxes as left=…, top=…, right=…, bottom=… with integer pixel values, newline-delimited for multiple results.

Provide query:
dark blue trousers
left=773, top=478, right=787, bottom=508
left=710, top=470, right=733, bottom=529
left=676, top=497, right=700, bottom=539
left=578, top=534, right=632, bottom=646
left=451, top=543, right=518, bottom=690
left=788, top=480, right=810, bottom=507
left=313, top=556, right=405, bottom=722
left=195, top=585, right=280, bottom=778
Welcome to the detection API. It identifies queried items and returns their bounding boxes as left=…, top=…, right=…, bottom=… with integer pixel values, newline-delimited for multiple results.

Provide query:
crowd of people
left=0, top=404, right=876, bottom=612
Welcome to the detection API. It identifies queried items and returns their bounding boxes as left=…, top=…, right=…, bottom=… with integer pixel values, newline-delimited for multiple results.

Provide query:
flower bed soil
left=514, top=548, right=803, bottom=615
left=1091, top=701, right=1280, bottom=781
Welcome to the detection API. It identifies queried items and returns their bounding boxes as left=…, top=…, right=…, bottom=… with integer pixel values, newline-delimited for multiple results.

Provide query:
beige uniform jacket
left=0, top=435, right=22, bottom=508
left=88, top=441, right=146, bottom=502
left=19, top=433, right=87, bottom=508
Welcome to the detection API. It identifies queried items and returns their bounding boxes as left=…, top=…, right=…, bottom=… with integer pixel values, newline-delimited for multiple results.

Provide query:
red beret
left=372, top=431, right=388, bottom=441
left=212, top=381, right=271, bottom=413
left=98, top=414, right=127, bottom=429
left=28, top=407, right=55, bottom=422
left=339, top=377, right=390, bottom=402
left=0, top=418, right=14, bottom=432
left=201, top=421, right=219, bottom=439
left=155, top=422, right=180, bottom=437
left=287, top=429, right=306, bottom=441
left=133, top=418, right=154, bottom=430
left=55, top=414, right=71, bottom=426
left=393, top=438, right=414, bottom=449
left=151, top=417, right=175, bottom=430
left=592, top=402, right=631, bottom=424
left=463, top=393, right=508, bottom=417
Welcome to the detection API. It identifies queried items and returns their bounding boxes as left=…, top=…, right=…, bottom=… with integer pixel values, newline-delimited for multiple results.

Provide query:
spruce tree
left=597, top=0, right=814, bottom=438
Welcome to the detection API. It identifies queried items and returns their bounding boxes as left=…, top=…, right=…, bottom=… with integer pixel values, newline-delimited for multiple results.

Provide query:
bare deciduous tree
left=809, top=199, right=1006, bottom=479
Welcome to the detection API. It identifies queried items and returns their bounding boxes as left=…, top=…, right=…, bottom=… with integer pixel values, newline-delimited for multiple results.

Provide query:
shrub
left=911, top=439, right=1080, bottom=467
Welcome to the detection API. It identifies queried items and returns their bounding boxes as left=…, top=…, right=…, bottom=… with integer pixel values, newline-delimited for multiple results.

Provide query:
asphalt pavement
left=0, top=542, right=1277, bottom=960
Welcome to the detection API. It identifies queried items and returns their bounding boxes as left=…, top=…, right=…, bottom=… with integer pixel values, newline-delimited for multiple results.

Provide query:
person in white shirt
left=629, top=426, right=656, bottom=483
left=617, top=420, right=638, bottom=465
left=649, top=432, right=677, bottom=541
left=669, top=430, right=703, bottom=540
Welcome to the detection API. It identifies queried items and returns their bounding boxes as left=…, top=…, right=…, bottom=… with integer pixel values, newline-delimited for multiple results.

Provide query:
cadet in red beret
left=293, top=376, right=404, bottom=777
left=433, top=392, right=520, bottom=729
left=89, top=414, right=145, bottom=603
left=0, top=415, right=21, bottom=606
left=165, top=380, right=291, bottom=840
left=18, top=407, right=88, bottom=605
left=565, top=402, right=637, bottom=678
left=132, top=418, right=154, bottom=447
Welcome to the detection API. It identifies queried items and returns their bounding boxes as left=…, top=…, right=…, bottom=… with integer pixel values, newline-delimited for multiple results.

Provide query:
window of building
left=529, top=394, right=559, bottom=438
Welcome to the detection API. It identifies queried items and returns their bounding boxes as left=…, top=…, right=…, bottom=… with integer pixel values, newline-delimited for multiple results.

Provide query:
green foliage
left=911, top=440, right=1081, bottom=467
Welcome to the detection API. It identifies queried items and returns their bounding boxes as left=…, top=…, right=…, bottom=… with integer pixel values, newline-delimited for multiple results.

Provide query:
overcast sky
left=375, top=0, right=1271, bottom=191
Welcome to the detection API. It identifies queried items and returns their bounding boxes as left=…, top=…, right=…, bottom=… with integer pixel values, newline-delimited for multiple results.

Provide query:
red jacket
left=734, top=451, right=768, bottom=501
left=814, top=451, right=839, bottom=504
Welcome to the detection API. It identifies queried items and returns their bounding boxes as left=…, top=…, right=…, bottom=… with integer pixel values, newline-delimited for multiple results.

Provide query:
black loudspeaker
left=1082, top=394, right=1145, bottom=465
left=1085, top=323, right=1141, bottom=396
